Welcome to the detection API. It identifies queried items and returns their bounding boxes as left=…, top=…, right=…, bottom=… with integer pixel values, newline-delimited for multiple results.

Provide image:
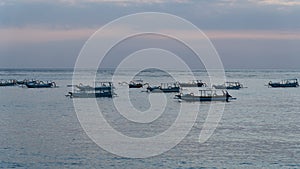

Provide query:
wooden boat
left=26, top=80, right=56, bottom=88
left=16, top=79, right=30, bottom=85
left=75, top=82, right=113, bottom=91
left=129, top=79, right=144, bottom=88
left=67, top=82, right=116, bottom=98
left=0, top=79, right=17, bottom=86
left=147, top=83, right=180, bottom=93
left=213, top=82, right=243, bottom=90
left=268, top=79, right=299, bottom=88
left=179, top=80, right=207, bottom=87
left=175, top=89, right=233, bottom=102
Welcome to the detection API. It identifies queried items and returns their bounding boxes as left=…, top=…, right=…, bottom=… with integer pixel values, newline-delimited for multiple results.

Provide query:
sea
left=0, top=68, right=300, bottom=169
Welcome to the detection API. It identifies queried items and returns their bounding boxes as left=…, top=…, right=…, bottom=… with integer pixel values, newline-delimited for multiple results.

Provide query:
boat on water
left=213, top=81, right=243, bottom=90
left=268, top=79, right=299, bottom=88
left=129, top=79, right=144, bottom=88
left=25, top=80, right=56, bottom=88
left=175, top=89, right=233, bottom=102
left=0, top=79, right=17, bottom=86
left=179, top=80, right=207, bottom=88
left=16, top=79, right=30, bottom=85
left=147, top=83, right=180, bottom=93
left=67, top=82, right=116, bottom=98
left=75, top=82, right=114, bottom=91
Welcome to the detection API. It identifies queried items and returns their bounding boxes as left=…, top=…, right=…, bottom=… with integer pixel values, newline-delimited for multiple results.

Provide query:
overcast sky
left=1, top=0, right=300, bottom=69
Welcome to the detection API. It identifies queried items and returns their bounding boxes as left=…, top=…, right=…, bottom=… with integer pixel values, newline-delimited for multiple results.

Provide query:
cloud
left=206, top=30, right=300, bottom=40
left=2, top=26, right=300, bottom=47
left=0, top=27, right=95, bottom=44
left=0, top=0, right=191, bottom=6
left=251, top=0, right=300, bottom=6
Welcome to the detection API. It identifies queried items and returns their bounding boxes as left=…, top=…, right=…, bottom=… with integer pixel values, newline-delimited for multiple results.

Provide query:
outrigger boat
left=66, top=82, right=116, bottom=98
left=147, top=82, right=180, bottom=93
left=16, top=79, right=29, bottom=85
left=0, top=79, right=17, bottom=86
left=129, top=79, right=144, bottom=88
left=175, top=89, right=233, bottom=102
left=213, top=81, right=243, bottom=90
left=268, top=79, right=299, bottom=88
left=75, top=82, right=114, bottom=91
left=26, top=80, right=57, bottom=88
left=179, top=80, right=207, bottom=87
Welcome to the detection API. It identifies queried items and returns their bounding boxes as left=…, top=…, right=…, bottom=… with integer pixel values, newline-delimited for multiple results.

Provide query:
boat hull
left=148, top=87, right=180, bottom=93
left=26, top=84, right=53, bottom=88
left=213, top=85, right=241, bottom=90
left=268, top=83, right=299, bottom=88
left=0, top=83, right=16, bottom=86
left=129, top=84, right=143, bottom=88
left=179, top=95, right=229, bottom=102
left=179, top=83, right=205, bottom=87
left=0, top=79, right=17, bottom=86
left=69, top=92, right=114, bottom=98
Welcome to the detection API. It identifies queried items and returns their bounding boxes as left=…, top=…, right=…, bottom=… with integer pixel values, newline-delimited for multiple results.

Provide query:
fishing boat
left=0, top=79, right=17, bottom=86
left=268, top=79, right=299, bottom=88
left=25, top=80, right=56, bottom=88
left=179, top=80, right=207, bottom=87
left=16, top=79, right=30, bottom=85
left=147, top=83, right=180, bottom=93
left=75, top=82, right=114, bottom=91
left=175, top=89, right=233, bottom=102
left=67, top=82, right=116, bottom=98
left=129, top=79, right=144, bottom=88
left=213, top=81, right=243, bottom=90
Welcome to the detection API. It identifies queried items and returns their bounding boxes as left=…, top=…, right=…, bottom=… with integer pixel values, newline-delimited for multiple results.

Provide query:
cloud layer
left=1, top=0, right=300, bottom=68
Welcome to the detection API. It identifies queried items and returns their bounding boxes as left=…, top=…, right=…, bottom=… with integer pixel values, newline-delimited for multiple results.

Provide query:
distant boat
left=0, top=79, right=17, bottom=86
left=147, top=83, right=180, bottom=93
left=175, top=89, right=233, bottom=102
left=67, top=82, right=116, bottom=98
left=179, top=80, right=207, bottom=88
left=129, top=79, right=144, bottom=88
left=75, top=82, right=113, bottom=91
left=268, top=79, right=299, bottom=88
left=213, top=81, right=243, bottom=90
left=16, top=79, right=29, bottom=85
left=26, top=80, right=56, bottom=88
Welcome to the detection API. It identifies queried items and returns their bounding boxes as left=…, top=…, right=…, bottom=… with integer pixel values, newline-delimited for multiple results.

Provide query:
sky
left=0, top=0, right=300, bottom=69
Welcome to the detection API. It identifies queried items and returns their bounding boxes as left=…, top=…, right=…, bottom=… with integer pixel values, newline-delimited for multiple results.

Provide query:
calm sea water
left=1, top=69, right=300, bottom=168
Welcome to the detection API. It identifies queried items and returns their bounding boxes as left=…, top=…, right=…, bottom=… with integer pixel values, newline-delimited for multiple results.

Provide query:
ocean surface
left=1, top=68, right=300, bottom=168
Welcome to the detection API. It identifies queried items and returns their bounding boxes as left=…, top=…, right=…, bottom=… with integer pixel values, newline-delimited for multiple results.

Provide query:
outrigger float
left=268, top=79, right=299, bottom=88
left=175, top=89, right=233, bottom=102
left=66, top=82, right=116, bottom=98
left=213, top=81, right=244, bottom=90
left=146, top=82, right=180, bottom=93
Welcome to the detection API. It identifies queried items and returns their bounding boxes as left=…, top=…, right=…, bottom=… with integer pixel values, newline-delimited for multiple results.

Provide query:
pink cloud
left=1, top=27, right=300, bottom=46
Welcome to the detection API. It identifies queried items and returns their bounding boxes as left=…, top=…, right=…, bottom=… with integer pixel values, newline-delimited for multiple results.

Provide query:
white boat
left=213, top=81, right=243, bottom=90
left=179, top=80, right=207, bottom=87
left=147, top=82, right=180, bottom=93
left=268, top=79, right=299, bottom=88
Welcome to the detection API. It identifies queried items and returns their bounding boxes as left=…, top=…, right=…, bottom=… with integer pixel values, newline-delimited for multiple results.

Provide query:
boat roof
left=226, top=81, right=240, bottom=83
left=95, top=81, right=113, bottom=84
left=199, top=88, right=227, bottom=92
left=131, top=79, right=143, bottom=82
left=283, top=78, right=298, bottom=81
left=160, top=82, right=179, bottom=85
